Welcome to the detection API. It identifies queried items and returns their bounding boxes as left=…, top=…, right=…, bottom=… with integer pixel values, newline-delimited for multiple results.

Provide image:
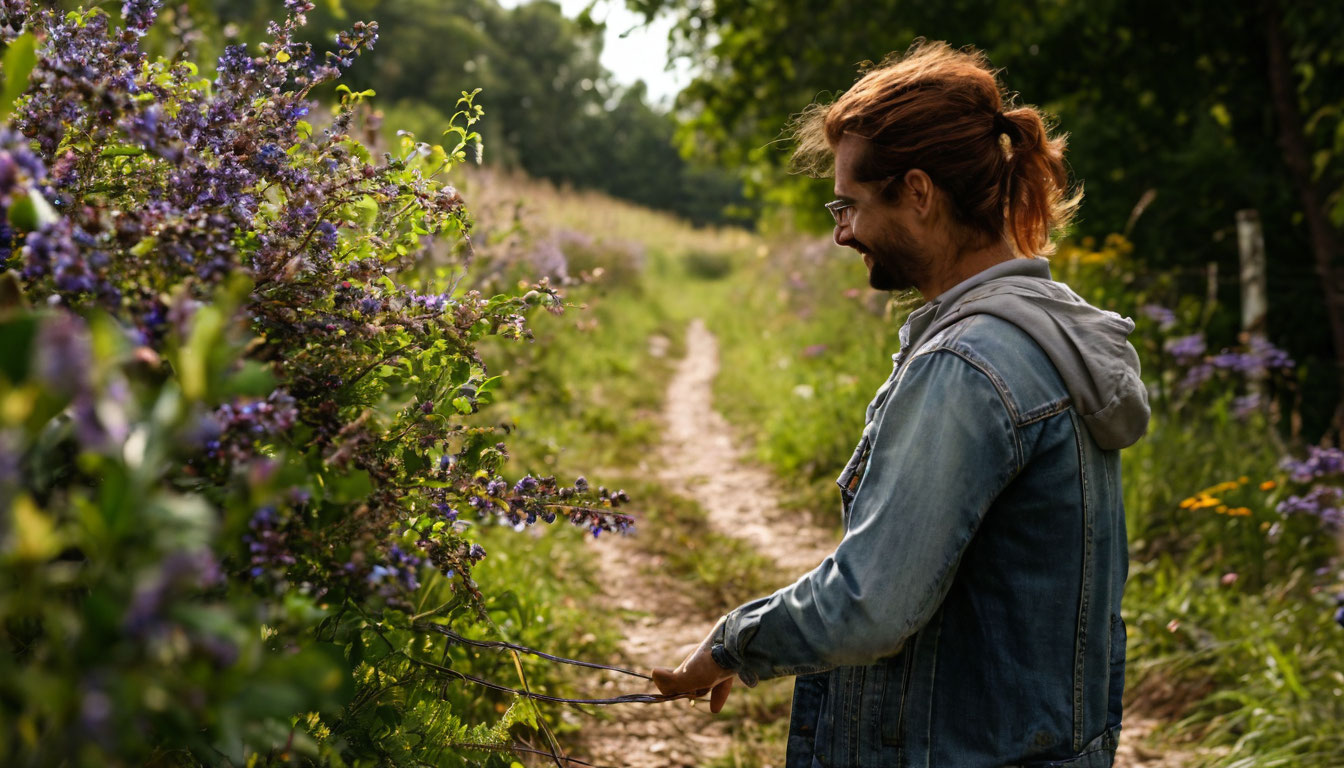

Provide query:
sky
left=495, top=0, right=693, bottom=107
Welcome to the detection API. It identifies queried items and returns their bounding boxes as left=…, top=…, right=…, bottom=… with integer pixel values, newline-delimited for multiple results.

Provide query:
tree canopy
left=636, top=0, right=1344, bottom=432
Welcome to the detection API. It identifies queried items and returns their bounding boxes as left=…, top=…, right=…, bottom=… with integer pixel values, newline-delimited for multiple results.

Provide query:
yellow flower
left=1216, top=505, right=1228, bottom=514
left=1182, top=494, right=1222, bottom=510
left=1238, top=476, right=1250, bottom=484
left=1259, top=480, right=1277, bottom=491
left=1227, top=507, right=1252, bottom=517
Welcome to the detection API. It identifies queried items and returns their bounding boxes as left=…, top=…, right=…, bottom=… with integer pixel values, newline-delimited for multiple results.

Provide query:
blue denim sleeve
left=712, top=349, right=1021, bottom=686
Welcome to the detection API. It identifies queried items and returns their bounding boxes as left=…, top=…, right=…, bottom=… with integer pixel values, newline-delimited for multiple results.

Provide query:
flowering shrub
left=0, top=2, right=631, bottom=764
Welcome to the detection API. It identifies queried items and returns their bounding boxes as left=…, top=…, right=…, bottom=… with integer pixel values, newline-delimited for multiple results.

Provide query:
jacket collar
left=901, top=257, right=1053, bottom=354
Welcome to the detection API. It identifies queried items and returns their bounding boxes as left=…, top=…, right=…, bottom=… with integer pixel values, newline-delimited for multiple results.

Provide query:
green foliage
left=681, top=249, right=735, bottom=280
left=643, top=0, right=1344, bottom=432
left=188, top=0, right=753, bottom=226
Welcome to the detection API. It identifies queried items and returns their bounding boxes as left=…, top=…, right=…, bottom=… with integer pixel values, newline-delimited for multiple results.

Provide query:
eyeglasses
left=824, top=199, right=854, bottom=225
left=826, top=174, right=902, bottom=225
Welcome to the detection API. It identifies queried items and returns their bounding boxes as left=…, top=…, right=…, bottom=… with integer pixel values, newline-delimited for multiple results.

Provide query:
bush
left=0, top=2, right=628, bottom=765
left=682, top=249, right=735, bottom=280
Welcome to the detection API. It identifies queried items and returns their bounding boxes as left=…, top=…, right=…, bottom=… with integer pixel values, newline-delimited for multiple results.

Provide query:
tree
left=634, top=0, right=1344, bottom=432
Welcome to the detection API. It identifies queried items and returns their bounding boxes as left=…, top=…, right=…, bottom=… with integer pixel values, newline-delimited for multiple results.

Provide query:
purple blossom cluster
left=0, top=0, right=30, bottom=42
left=1163, top=331, right=1295, bottom=393
left=1276, top=446, right=1344, bottom=530
left=366, top=544, right=424, bottom=595
left=123, top=548, right=232, bottom=664
left=243, top=505, right=296, bottom=578
left=1140, top=303, right=1177, bottom=330
left=202, top=391, right=299, bottom=464
left=8, top=0, right=381, bottom=322
left=1281, top=446, right=1344, bottom=483
left=1276, top=486, right=1343, bottom=529
left=1209, top=337, right=1295, bottom=374
left=1164, top=333, right=1206, bottom=365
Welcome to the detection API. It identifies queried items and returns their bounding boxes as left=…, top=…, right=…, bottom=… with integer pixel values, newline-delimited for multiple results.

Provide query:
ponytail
left=1000, top=108, right=1081, bottom=257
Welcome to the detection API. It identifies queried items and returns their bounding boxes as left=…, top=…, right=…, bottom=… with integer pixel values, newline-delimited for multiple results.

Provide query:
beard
left=860, top=219, right=929, bottom=292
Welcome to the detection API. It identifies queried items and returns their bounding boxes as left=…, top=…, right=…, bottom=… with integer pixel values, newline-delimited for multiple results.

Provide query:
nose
left=834, top=221, right=855, bottom=249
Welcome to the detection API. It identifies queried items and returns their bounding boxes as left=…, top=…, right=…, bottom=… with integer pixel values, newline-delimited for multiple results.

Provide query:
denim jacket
left=711, top=259, right=1147, bottom=768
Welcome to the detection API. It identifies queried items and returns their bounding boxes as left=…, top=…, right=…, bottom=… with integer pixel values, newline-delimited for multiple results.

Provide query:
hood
left=925, top=270, right=1150, bottom=450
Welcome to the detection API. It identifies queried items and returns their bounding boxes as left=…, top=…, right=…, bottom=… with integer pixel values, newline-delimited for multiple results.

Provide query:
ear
left=902, top=169, right=937, bottom=219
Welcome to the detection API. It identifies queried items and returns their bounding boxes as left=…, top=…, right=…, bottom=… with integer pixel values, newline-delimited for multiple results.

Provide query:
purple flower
left=1276, top=485, right=1343, bottom=528
left=1140, top=303, right=1177, bottom=329
left=1280, top=446, right=1344, bottom=483
left=1165, top=333, right=1206, bottom=364
left=1232, top=393, right=1261, bottom=420
left=120, top=0, right=161, bottom=34
left=34, top=311, right=91, bottom=396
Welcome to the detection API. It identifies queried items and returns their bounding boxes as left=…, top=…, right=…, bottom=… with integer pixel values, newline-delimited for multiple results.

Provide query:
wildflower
left=1179, top=494, right=1221, bottom=510
left=1280, top=446, right=1344, bottom=483
left=1164, top=333, right=1206, bottom=364
left=1232, top=394, right=1261, bottom=420
left=802, top=344, right=828, bottom=358
left=1260, top=480, right=1277, bottom=491
left=1220, top=572, right=1238, bottom=586
left=1139, top=304, right=1176, bottom=329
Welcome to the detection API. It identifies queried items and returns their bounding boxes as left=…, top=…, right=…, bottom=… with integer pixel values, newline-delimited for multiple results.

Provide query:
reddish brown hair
left=792, top=40, right=1081, bottom=257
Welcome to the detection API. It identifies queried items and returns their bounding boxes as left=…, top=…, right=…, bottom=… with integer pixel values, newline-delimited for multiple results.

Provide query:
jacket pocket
left=880, top=649, right=914, bottom=746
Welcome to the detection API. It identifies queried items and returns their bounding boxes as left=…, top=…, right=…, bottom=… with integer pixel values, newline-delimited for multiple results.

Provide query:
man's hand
left=651, top=627, right=735, bottom=713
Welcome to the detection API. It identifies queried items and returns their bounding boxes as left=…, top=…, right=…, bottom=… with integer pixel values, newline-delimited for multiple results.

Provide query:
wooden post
left=1237, top=209, right=1270, bottom=410
left=1236, top=209, right=1268, bottom=342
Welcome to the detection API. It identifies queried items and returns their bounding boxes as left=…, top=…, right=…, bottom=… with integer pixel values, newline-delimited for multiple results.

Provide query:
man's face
left=832, top=134, right=930, bottom=292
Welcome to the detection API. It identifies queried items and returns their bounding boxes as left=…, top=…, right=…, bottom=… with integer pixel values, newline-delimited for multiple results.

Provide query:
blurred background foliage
left=627, top=0, right=1344, bottom=440
left=118, top=0, right=756, bottom=228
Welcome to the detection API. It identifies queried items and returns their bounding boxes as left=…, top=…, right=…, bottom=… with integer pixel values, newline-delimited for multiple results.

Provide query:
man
left=652, top=41, right=1149, bottom=768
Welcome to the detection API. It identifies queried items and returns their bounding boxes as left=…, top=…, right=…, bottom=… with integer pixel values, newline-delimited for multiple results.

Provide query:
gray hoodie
left=903, top=257, right=1150, bottom=450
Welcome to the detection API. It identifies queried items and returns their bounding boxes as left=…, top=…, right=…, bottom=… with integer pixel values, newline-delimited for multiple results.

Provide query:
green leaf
left=352, top=195, right=379, bottom=228
left=6, top=494, right=62, bottom=561
left=7, top=190, right=59, bottom=233
left=222, top=360, right=276, bottom=397
left=0, top=312, right=37, bottom=382
left=1, top=33, right=37, bottom=122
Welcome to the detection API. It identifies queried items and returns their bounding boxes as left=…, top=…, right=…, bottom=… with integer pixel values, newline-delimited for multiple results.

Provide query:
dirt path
left=574, top=319, right=835, bottom=767
left=574, top=319, right=1187, bottom=768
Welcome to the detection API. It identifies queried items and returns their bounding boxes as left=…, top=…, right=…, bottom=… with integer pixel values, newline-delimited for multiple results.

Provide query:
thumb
left=650, top=667, right=677, bottom=696
left=709, top=677, right=733, bottom=714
